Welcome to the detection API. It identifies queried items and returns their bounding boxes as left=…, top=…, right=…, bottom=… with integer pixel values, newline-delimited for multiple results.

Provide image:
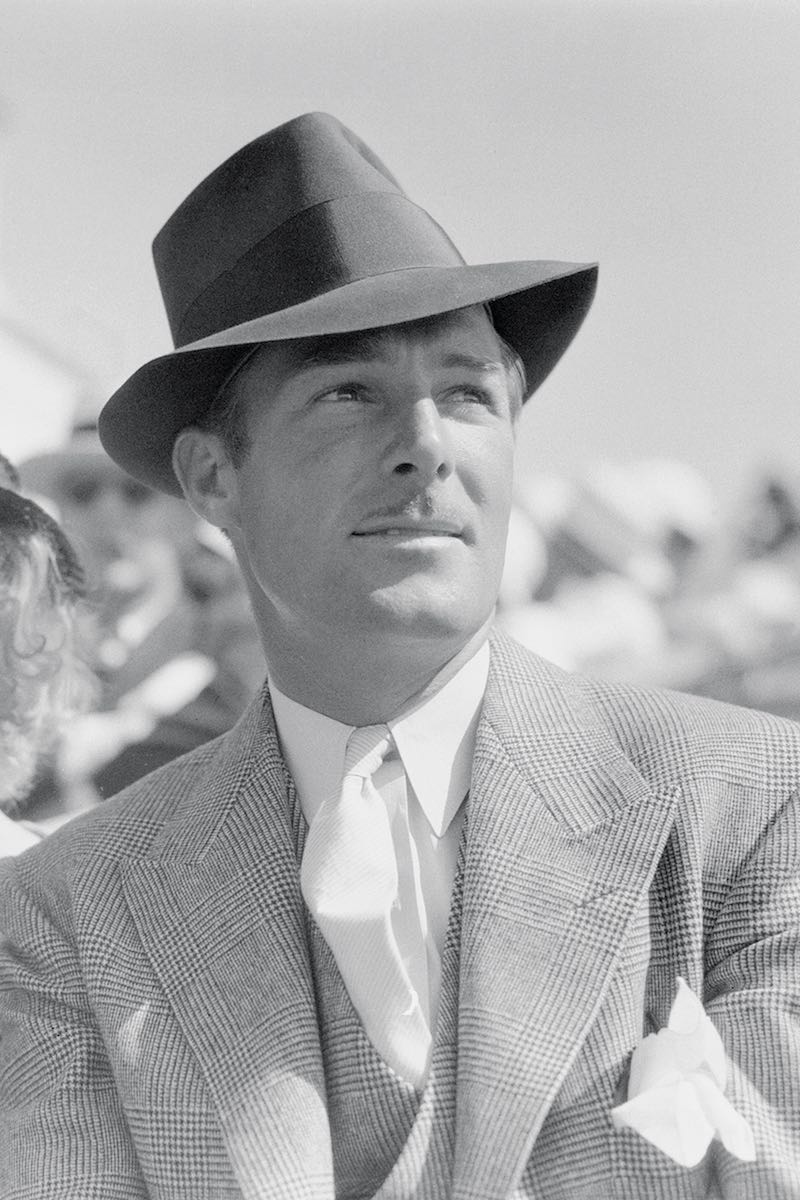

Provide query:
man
left=1, top=113, right=798, bottom=1199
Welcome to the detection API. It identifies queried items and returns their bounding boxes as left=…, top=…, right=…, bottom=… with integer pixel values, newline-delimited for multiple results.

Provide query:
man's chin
left=351, top=584, right=492, bottom=642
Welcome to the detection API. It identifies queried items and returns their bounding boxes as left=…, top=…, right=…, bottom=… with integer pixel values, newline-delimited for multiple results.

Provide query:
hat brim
left=99, top=260, right=597, bottom=495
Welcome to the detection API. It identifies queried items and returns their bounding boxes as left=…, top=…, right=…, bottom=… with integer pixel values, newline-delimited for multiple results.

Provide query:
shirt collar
left=269, top=640, right=490, bottom=837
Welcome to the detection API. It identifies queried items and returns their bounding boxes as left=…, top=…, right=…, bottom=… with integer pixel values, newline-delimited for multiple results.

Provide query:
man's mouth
left=351, top=520, right=463, bottom=538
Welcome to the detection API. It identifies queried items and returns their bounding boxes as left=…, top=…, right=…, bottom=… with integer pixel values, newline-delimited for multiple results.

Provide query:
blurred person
left=496, top=490, right=579, bottom=668
left=725, top=476, right=800, bottom=717
left=89, top=541, right=266, bottom=796
left=22, top=425, right=200, bottom=699
left=740, top=476, right=800, bottom=560
left=1, top=113, right=800, bottom=1199
left=628, top=459, right=718, bottom=578
left=496, top=498, right=549, bottom=609
left=501, top=464, right=674, bottom=681
left=21, top=428, right=264, bottom=797
left=0, top=454, right=96, bottom=853
left=672, top=472, right=800, bottom=712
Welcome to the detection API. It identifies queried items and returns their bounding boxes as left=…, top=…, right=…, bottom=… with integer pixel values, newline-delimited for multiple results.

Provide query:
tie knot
left=344, top=724, right=392, bottom=778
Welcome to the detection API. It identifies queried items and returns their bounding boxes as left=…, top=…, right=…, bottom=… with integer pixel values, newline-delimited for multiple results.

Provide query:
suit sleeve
left=703, top=787, right=800, bottom=1197
left=0, top=857, right=148, bottom=1199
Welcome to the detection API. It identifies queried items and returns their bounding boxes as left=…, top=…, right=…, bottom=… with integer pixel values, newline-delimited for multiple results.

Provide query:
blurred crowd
left=498, top=457, right=800, bottom=719
left=4, top=428, right=800, bottom=846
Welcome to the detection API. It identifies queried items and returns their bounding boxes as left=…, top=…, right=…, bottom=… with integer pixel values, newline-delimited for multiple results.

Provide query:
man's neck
left=262, top=618, right=493, bottom=726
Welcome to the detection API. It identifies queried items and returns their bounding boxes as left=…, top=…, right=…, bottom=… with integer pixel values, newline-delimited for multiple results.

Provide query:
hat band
left=173, top=191, right=466, bottom=347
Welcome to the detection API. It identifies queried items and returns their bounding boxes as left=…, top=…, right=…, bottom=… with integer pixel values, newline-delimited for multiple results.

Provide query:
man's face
left=221, top=306, right=518, bottom=651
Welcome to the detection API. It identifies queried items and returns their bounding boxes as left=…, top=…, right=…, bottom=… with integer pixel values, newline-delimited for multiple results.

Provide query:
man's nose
left=382, top=397, right=454, bottom=483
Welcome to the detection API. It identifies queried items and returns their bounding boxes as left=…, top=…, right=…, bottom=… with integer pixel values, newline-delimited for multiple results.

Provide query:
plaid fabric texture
left=1, top=630, right=799, bottom=1198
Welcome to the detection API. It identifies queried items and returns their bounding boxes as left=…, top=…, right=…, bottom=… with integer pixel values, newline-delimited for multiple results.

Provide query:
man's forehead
left=253, top=305, right=502, bottom=375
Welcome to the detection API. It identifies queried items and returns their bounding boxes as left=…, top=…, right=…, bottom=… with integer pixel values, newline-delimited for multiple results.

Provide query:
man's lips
left=351, top=518, right=464, bottom=538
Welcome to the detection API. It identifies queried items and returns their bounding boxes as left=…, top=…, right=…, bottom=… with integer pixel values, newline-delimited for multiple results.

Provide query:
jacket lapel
left=453, top=634, right=680, bottom=1200
left=121, top=689, right=333, bottom=1200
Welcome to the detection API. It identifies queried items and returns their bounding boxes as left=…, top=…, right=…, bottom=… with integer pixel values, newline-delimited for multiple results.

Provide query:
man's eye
left=315, top=384, right=366, bottom=405
left=446, top=385, right=493, bottom=407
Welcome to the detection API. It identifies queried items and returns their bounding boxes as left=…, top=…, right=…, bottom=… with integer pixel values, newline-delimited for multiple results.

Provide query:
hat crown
left=99, top=111, right=598, bottom=496
left=153, top=112, right=465, bottom=348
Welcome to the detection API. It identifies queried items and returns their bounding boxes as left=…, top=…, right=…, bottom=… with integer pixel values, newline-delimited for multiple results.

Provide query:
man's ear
left=172, top=427, right=240, bottom=532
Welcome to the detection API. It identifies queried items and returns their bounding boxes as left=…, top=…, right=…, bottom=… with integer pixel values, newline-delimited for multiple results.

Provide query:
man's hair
left=193, top=309, right=527, bottom=468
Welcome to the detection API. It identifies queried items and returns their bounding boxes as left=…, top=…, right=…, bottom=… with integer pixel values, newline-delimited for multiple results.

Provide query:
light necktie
left=300, top=724, right=431, bottom=1087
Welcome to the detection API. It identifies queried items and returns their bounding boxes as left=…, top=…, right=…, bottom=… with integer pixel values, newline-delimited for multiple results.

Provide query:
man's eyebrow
left=438, top=352, right=505, bottom=375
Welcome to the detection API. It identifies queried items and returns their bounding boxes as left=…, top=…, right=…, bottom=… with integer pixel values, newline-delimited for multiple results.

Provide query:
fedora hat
left=99, top=112, right=598, bottom=495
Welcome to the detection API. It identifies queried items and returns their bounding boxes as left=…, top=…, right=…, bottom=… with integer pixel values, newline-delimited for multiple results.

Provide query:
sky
left=1, top=0, right=798, bottom=510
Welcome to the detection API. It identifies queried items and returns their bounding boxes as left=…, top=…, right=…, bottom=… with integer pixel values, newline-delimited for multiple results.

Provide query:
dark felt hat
left=99, top=112, right=598, bottom=495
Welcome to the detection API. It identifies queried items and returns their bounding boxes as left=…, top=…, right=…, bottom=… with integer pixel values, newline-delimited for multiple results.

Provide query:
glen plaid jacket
left=1, top=631, right=799, bottom=1199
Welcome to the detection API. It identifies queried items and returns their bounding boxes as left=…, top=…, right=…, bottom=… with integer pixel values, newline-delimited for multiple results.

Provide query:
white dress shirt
left=270, top=640, right=489, bottom=1078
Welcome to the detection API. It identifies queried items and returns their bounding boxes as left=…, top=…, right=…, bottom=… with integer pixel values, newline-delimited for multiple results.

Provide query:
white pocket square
left=610, top=977, right=756, bottom=1168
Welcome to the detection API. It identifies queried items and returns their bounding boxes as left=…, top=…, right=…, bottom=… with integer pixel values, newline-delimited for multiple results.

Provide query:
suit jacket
left=1, top=632, right=799, bottom=1199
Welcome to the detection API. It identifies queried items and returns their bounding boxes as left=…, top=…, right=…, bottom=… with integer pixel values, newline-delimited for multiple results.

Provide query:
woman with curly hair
left=0, top=454, right=96, bottom=854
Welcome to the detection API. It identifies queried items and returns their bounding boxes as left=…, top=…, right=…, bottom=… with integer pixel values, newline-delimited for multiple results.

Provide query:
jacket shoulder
left=0, top=684, right=282, bottom=952
left=1, top=734, right=221, bottom=898
left=490, top=629, right=800, bottom=795
left=584, top=673, right=800, bottom=794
